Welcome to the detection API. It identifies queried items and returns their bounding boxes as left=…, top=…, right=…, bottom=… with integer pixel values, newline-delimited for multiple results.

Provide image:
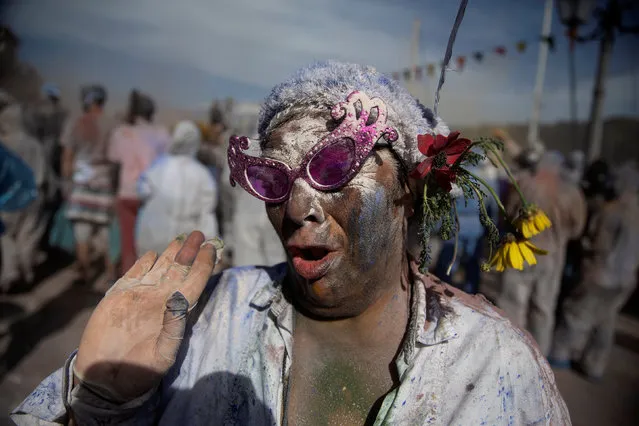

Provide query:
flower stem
left=446, top=199, right=460, bottom=276
left=472, top=185, right=495, bottom=261
left=451, top=140, right=485, bottom=169
left=464, top=169, right=507, bottom=216
left=487, top=147, right=528, bottom=208
left=419, top=180, right=429, bottom=273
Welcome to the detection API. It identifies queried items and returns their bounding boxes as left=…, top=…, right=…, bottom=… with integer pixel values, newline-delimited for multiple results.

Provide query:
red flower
left=410, top=131, right=471, bottom=191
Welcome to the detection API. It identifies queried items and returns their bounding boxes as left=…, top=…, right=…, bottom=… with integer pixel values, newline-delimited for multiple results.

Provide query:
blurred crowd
left=0, top=83, right=285, bottom=290
left=1, top=79, right=638, bottom=384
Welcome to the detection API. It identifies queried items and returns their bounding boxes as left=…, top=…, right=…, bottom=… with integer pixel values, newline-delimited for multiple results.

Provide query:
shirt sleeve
left=497, top=325, right=572, bottom=425
left=10, top=352, right=161, bottom=426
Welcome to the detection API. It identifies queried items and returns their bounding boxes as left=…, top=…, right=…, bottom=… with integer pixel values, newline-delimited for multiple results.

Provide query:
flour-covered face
left=263, top=115, right=411, bottom=318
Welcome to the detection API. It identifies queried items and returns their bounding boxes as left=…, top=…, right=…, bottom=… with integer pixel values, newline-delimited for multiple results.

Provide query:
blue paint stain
left=402, top=400, right=406, bottom=406
left=357, top=187, right=387, bottom=269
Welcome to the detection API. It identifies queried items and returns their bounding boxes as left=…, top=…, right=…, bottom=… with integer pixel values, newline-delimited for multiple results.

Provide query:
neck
left=295, top=257, right=411, bottom=349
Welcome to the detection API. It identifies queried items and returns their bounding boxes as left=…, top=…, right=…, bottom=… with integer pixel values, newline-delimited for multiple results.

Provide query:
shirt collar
left=408, top=262, right=459, bottom=350
left=249, top=261, right=459, bottom=355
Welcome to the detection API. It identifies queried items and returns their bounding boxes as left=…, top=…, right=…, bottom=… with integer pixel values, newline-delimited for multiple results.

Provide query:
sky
left=4, top=0, right=639, bottom=125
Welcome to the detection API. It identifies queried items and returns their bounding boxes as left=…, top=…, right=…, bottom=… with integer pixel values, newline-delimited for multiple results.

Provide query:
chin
left=288, top=273, right=365, bottom=319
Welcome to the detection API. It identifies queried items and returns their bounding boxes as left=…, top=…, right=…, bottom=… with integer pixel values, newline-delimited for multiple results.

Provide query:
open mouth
left=288, top=246, right=338, bottom=280
left=290, top=247, right=331, bottom=261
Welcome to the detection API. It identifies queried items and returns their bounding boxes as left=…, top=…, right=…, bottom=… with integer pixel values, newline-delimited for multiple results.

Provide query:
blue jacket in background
left=0, top=142, right=37, bottom=234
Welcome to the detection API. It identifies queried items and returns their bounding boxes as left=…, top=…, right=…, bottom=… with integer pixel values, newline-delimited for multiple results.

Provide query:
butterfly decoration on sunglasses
left=227, top=91, right=398, bottom=203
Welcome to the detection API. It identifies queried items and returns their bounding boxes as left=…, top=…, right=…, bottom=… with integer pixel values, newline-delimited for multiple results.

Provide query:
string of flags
left=390, top=34, right=556, bottom=82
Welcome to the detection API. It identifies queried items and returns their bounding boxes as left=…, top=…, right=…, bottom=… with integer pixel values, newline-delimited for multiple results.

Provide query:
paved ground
left=1, top=257, right=638, bottom=425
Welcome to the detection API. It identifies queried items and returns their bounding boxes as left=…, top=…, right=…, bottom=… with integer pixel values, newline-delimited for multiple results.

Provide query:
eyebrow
left=262, top=125, right=328, bottom=152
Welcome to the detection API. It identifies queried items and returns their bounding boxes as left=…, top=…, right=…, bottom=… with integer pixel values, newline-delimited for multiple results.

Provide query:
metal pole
left=527, top=0, right=554, bottom=148
left=586, top=27, right=614, bottom=162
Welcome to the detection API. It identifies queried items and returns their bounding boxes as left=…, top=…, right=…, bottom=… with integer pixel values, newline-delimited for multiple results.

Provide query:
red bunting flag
left=414, top=66, right=423, bottom=80
left=494, top=46, right=507, bottom=56
left=456, top=56, right=466, bottom=71
left=566, top=27, right=578, bottom=52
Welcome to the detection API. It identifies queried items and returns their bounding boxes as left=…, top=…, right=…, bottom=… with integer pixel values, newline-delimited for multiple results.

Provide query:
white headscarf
left=170, top=120, right=201, bottom=157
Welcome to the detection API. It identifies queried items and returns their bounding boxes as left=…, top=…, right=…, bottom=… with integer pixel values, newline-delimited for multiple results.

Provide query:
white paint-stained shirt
left=11, top=263, right=571, bottom=425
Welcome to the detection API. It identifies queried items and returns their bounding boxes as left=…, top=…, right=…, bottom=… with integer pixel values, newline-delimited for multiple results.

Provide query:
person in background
left=562, top=150, right=586, bottom=185
left=0, top=101, right=46, bottom=289
left=498, top=150, right=587, bottom=356
left=135, top=120, right=218, bottom=256
left=559, top=150, right=588, bottom=307
left=23, top=83, right=69, bottom=251
left=24, top=83, right=68, bottom=192
left=197, top=102, right=237, bottom=268
left=0, top=142, right=38, bottom=232
left=434, top=157, right=498, bottom=294
left=550, top=163, right=639, bottom=380
left=61, top=85, right=115, bottom=283
left=108, top=90, right=170, bottom=273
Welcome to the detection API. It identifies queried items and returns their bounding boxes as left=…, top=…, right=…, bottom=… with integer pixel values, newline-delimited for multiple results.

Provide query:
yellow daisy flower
left=514, top=207, right=552, bottom=238
left=488, top=234, right=549, bottom=272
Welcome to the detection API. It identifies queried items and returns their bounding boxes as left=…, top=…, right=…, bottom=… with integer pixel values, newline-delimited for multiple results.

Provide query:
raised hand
left=74, top=231, right=222, bottom=402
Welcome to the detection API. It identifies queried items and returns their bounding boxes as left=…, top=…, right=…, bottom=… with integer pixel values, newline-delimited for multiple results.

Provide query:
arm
left=590, top=206, right=620, bottom=263
left=11, top=233, right=220, bottom=425
left=567, top=186, right=588, bottom=240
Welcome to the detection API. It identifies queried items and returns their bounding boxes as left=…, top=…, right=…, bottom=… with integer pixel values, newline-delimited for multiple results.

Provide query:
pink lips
left=288, top=246, right=339, bottom=280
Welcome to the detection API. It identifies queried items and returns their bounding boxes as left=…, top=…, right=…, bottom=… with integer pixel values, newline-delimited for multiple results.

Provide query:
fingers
left=139, top=235, right=190, bottom=286
left=162, top=232, right=207, bottom=284
left=123, top=251, right=158, bottom=280
left=174, top=231, right=206, bottom=266
left=179, top=241, right=217, bottom=306
left=155, top=291, right=188, bottom=369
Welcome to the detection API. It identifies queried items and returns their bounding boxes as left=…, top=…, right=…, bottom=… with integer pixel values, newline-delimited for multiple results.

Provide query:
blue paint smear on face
left=357, top=187, right=387, bottom=269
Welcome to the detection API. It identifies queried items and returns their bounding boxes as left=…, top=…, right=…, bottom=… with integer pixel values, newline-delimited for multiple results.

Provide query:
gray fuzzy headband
left=257, top=60, right=450, bottom=171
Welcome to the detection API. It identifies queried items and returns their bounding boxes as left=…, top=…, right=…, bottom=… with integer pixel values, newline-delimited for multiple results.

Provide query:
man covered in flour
left=12, top=60, right=569, bottom=426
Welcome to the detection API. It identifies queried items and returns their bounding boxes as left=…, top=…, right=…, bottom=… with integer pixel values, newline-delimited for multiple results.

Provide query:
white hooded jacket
left=135, top=121, right=218, bottom=256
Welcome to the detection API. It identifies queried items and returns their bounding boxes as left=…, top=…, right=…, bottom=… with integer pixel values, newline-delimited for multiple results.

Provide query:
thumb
left=156, top=291, right=189, bottom=370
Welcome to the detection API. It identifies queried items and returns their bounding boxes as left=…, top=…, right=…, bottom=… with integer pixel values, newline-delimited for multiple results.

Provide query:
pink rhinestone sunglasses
left=227, top=91, right=399, bottom=203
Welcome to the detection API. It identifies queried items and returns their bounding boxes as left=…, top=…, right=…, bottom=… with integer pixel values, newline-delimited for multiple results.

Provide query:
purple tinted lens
left=247, top=165, right=289, bottom=200
left=308, top=138, right=355, bottom=187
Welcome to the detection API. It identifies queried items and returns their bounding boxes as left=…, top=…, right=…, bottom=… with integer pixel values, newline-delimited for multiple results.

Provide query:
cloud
left=7, top=0, right=448, bottom=90
left=6, top=0, right=637, bottom=125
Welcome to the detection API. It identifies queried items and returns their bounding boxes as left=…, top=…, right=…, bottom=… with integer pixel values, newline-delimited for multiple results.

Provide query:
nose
left=285, top=179, right=326, bottom=226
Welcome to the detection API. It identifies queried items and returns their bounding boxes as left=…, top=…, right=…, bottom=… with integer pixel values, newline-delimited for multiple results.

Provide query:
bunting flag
left=516, top=40, right=527, bottom=53
left=566, top=27, right=578, bottom=52
left=414, top=66, right=423, bottom=80
left=541, top=35, right=556, bottom=52
left=456, top=56, right=466, bottom=71
left=427, top=63, right=436, bottom=77
left=389, top=32, right=555, bottom=82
